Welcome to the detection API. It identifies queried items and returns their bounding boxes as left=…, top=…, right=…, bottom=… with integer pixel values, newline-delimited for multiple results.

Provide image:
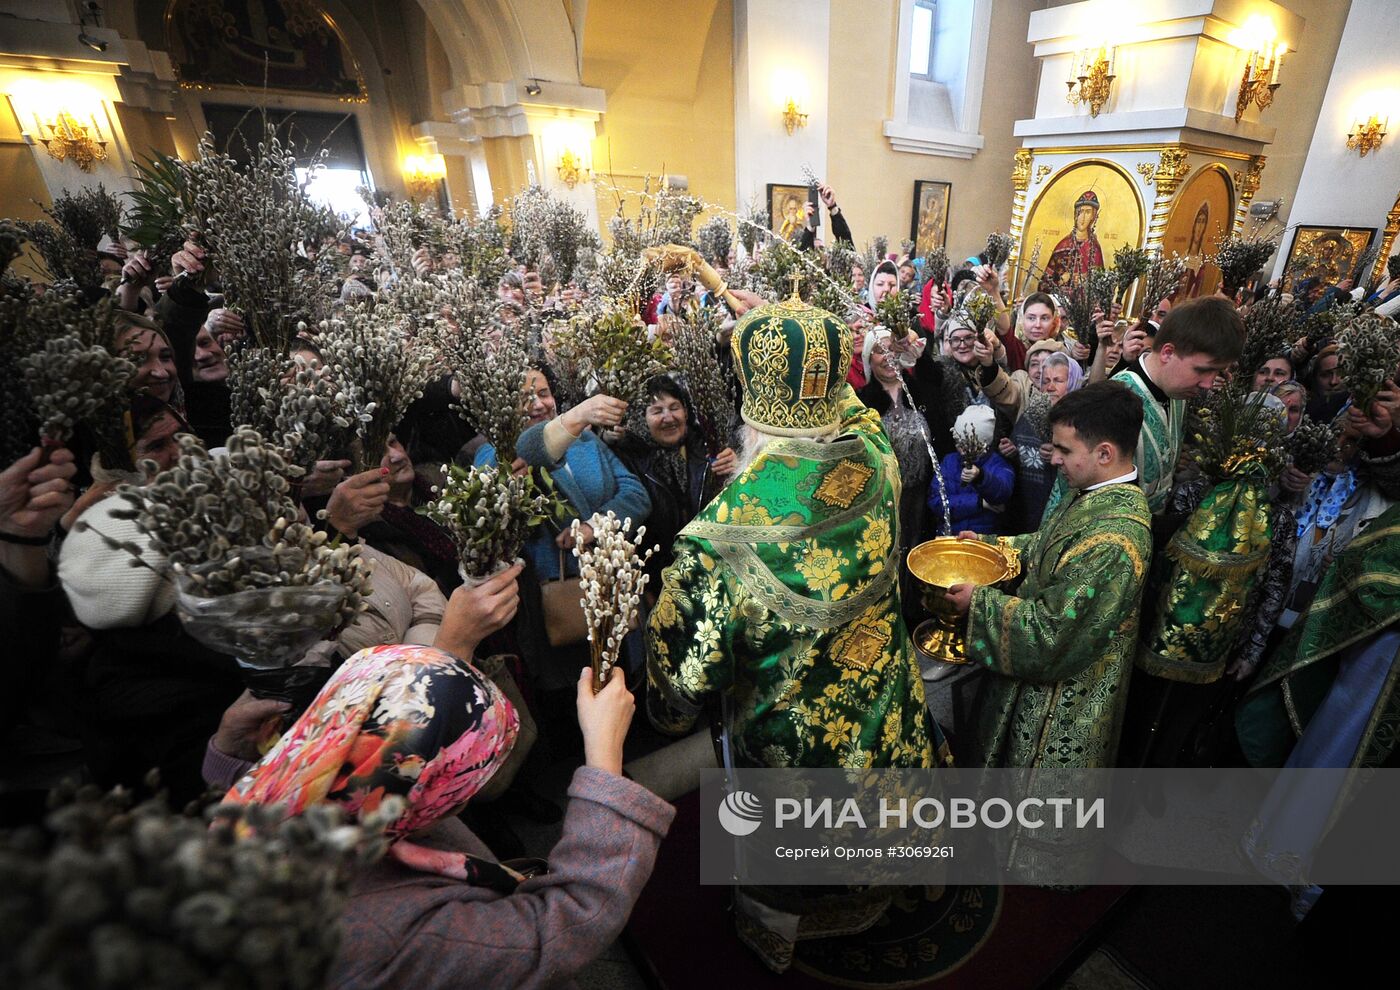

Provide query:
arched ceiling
left=416, top=0, right=584, bottom=87
left=579, top=0, right=727, bottom=102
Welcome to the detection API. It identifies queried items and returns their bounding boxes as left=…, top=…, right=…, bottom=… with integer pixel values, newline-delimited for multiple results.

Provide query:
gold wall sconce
left=1065, top=46, right=1116, bottom=118
left=1233, top=36, right=1284, bottom=122
left=557, top=149, right=589, bottom=188
left=1347, top=114, right=1388, bottom=157
left=403, top=153, right=446, bottom=200
left=781, top=97, right=808, bottom=135
left=33, top=110, right=108, bottom=171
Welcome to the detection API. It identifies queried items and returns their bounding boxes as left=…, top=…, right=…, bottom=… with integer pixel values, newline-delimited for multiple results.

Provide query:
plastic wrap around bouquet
left=172, top=548, right=348, bottom=704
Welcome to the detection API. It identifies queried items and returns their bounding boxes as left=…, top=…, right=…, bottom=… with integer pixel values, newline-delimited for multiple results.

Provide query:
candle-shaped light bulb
left=1271, top=46, right=1282, bottom=84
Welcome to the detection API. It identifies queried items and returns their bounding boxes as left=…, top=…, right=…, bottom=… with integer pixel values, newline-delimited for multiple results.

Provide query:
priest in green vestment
left=645, top=295, right=944, bottom=973
left=646, top=296, right=939, bottom=771
left=1043, top=296, right=1243, bottom=519
left=946, top=381, right=1155, bottom=769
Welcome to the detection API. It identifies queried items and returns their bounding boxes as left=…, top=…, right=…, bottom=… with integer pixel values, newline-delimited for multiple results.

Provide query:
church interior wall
left=580, top=0, right=736, bottom=220
left=825, top=0, right=1037, bottom=261
left=1271, top=0, right=1400, bottom=277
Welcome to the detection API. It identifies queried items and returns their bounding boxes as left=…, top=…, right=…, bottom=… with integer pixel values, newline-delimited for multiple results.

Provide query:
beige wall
left=825, top=0, right=1037, bottom=260
left=581, top=0, right=737, bottom=217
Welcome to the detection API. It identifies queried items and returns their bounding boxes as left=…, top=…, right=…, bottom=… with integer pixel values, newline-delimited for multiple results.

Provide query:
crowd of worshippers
left=1, top=170, right=1398, bottom=987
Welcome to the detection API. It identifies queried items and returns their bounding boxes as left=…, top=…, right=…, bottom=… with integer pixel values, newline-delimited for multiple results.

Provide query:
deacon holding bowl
left=944, top=382, right=1153, bottom=769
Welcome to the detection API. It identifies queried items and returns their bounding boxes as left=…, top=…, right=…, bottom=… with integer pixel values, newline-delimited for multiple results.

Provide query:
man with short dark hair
left=1050, top=296, right=1245, bottom=518
left=946, top=381, right=1154, bottom=769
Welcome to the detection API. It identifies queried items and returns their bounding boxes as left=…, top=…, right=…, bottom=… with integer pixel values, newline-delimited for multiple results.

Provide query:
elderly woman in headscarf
left=607, top=375, right=736, bottom=592
left=214, top=643, right=673, bottom=989
left=997, top=348, right=1083, bottom=534
left=857, top=328, right=935, bottom=625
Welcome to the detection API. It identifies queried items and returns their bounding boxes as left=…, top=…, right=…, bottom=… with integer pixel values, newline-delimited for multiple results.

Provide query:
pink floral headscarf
left=225, top=645, right=522, bottom=885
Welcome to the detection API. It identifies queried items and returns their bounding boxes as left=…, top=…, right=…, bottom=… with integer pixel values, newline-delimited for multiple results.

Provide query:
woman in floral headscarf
left=219, top=642, right=674, bottom=988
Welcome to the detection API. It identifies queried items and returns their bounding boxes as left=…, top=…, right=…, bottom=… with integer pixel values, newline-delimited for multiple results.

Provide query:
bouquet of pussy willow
left=226, top=344, right=352, bottom=476
left=1112, top=245, right=1151, bottom=309
left=508, top=184, right=602, bottom=286
left=1336, top=309, right=1400, bottom=411
left=1209, top=222, right=1281, bottom=296
left=668, top=306, right=738, bottom=457
left=573, top=511, right=657, bottom=692
left=954, top=422, right=989, bottom=462
left=317, top=304, right=435, bottom=471
left=547, top=298, right=673, bottom=409
left=1238, top=297, right=1299, bottom=382
left=420, top=270, right=533, bottom=464
left=424, top=462, right=552, bottom=583
left=0, top=777, right=397, bottom=990
left=1286, top=416, right=1341, bottom=476
left=180, top=125, right=340, bottom=351
left=1139, top=252, right=1188, bottom=320
left=1188, top=387, right=1288, bottom=483
left=0, top=225, right=136, bottom=467
left=85, top=429, right=371, bottom=622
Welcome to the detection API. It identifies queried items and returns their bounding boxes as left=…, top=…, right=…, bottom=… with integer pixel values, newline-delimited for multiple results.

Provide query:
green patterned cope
left=1137, top=478, right=1273, bottom=684
left=965, top=483, right=1153, bottom=769
left=1237, top=501, right=1400, bottom=769
left=645, top=386, right=940, bottom=769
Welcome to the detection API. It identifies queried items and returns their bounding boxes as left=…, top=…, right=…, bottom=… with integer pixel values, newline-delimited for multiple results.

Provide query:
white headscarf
left=861, top=327, right=892, bottom=384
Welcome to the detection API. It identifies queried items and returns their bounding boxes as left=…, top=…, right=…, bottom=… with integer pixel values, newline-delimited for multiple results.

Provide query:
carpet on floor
left=626, top=790, right=1129, bottom=989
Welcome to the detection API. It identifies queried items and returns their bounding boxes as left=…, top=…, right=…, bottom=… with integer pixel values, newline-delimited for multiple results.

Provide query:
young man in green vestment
left=1044, top=296, right=1244, bottom=520
left=946, top=381, right=1154, bottom=769
left=645, top=295, right=945, bottom=973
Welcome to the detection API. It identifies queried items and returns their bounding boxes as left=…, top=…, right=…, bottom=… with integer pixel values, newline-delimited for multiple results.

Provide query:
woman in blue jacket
left=475, top=364, right=650, bottom=695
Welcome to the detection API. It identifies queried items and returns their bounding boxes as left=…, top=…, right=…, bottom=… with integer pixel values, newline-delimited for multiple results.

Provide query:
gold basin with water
left=906, top=537, right=1020, bottom=664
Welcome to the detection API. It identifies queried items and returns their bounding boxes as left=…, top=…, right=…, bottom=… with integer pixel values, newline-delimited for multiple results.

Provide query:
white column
left=732, top=0, right=830, bottom=212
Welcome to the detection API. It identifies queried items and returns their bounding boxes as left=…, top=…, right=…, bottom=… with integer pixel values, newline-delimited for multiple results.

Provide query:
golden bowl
left=906, top=537, right=1020, bottom=665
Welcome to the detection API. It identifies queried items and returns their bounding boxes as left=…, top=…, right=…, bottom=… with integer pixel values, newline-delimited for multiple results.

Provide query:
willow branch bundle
left=183, top=129, right=337, bottom=351
left=424, top=462, right=551, bottom=581
left=318, top=303, right=435, bottom=472
left=4, top=280, right=134, bottom=467
left=0, top=780, right=397, bottom=990
left=955, top=424, right=989, bottom=462
left=983, top=231, right=1013, bottom=269
left=1239, top=297, right=1298, bottom=378
left=1287, top=416, right=1341, bottom=475
left=696, top=215, right=734, bottom=268
left=1139, top=254, right=1188, bottom=318
left=922, top=244, right=951, bottom=289
left=573, top=511, right=657, bottom=691
left=226, top=347, right=352, bottom=474
left=1112, top=245, right=1151, bottom=307
left=508, top=185, right=601, bottom=284
left=1337, top=310, right=1400, bottom=410
left=423, top=272, right=532, bottom=462
left=44, top=185, right=124, bottom=251
left=1210, top=223, right=1280, bottom=295
left=669, top=307, right=737, bottom=455
left=98, top=429, right=371, bottom=622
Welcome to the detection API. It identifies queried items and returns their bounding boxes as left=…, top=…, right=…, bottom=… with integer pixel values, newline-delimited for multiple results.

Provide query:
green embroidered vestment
left=965, top=483, right=1154, bottom=768
left=645, top=388, right=939, bottom=770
